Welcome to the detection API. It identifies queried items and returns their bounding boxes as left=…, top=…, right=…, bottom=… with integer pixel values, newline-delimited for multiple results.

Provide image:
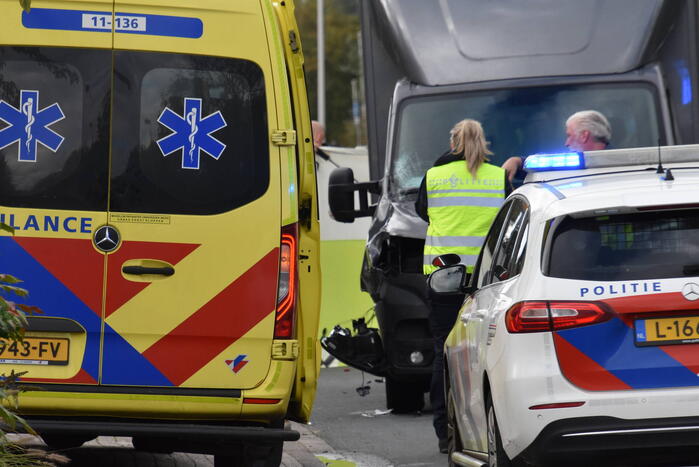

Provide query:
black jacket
left=415, top=151, right=512, bottom=222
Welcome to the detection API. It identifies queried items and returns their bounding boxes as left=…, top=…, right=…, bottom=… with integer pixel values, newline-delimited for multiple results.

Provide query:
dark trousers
left=429, top=293, right=464, bottom=441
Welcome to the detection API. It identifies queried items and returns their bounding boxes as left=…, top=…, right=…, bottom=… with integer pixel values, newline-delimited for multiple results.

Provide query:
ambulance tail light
left=275, top=223, right=298, bottom=339
left=506, top=301, right=612, bottom=333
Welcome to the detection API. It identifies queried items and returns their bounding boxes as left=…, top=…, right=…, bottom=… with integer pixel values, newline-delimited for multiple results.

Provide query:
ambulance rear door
left=103, top=0, right=283, bottom=389
left=0, top=0, right=113, bottom=385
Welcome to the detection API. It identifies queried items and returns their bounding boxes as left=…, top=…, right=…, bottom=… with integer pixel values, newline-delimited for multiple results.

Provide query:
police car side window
left=0, top=47, right=110, bottom=211
left=110, top=51, right=268, bottom=215
left=490, top=199, right=527, bottom=284
left=511, top=218, right=529, bottom=276
left=475, top=201, right=512, bottom=289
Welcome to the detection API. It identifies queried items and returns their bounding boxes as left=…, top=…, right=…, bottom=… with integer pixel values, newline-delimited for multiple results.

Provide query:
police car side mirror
left=328, top=167, right=380, bottom=223
left=428, top=265, right=467, bottom=295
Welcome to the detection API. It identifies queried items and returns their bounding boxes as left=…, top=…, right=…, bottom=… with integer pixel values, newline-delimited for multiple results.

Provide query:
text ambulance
left=0, top=1, right=320, bottom=466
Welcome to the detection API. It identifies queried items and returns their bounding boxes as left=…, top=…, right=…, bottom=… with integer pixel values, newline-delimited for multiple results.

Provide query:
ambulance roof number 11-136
left=21, top=8, right=204, bottom=39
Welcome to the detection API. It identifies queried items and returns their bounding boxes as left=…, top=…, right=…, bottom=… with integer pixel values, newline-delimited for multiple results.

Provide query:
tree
left=296, top=0, right=366, bottom=147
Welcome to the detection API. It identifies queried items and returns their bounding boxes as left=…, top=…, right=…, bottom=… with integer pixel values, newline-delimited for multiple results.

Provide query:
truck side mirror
left=428, top=265, right=468, bottom=295
left=328, top=167, right=381, bottom=223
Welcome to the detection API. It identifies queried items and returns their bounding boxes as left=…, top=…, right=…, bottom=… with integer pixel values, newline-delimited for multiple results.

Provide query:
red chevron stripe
left=553, top=333, right=631, bottom=391
left=604, top=292, right=698, bottom=317
left=142, top=249, right=279, bottom=386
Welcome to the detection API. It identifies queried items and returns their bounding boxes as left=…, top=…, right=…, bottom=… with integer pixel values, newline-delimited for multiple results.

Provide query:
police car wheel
left=447, top=389, right=463, bottom=467
left=486, top=398, right=524, bottom=467
left=385, top=376, right=424, bottom=413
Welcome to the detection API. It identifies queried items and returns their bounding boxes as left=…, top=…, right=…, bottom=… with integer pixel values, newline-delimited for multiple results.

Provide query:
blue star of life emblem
left=156, top=98, right=227, bottom=170
left=0, top=90, right=65, bottom=162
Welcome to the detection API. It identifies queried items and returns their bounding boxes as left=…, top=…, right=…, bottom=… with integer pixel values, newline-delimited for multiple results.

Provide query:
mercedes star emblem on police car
left=93, top=225, right=120, bottom=253
left=682, top=283, right=699, bottom=301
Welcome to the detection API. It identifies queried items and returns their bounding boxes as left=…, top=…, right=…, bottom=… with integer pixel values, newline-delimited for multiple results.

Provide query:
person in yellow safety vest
left=415, top=118, right=511, bottom=454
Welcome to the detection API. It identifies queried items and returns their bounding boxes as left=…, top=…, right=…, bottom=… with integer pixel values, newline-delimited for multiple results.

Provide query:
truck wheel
left=447, top=389, right=463, bottom=467
left=486, top=397, right=523, bottom=467
left=385, top=376, right=424, bottom=413
left=214, top=441, right=283, bottom=467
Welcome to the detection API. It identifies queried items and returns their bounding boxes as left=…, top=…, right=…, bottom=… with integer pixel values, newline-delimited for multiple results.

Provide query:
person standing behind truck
left=415, top=119, right=509, bottom=453
left=501, top=109, right=612, bottom=180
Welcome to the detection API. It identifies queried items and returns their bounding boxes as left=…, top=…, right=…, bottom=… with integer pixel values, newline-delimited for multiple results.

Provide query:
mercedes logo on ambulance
left=682, top=283, right=699, bottom=301
left=93, top=225, right=120, bottom=253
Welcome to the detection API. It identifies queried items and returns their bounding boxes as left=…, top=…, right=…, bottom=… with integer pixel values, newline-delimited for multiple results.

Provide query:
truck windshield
left=391, top=82, right=663, bottom=195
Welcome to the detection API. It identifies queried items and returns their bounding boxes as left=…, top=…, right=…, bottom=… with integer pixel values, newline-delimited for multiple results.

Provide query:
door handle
left=122, top=266, right=174, bottom=276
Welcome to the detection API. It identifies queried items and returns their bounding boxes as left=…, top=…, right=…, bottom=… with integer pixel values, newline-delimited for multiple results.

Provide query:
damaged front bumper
left=320, top=318, right=388, bottom=376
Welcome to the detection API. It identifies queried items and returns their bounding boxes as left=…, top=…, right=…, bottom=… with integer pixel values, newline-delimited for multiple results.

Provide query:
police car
left=431, top=145, right=699, bottom=467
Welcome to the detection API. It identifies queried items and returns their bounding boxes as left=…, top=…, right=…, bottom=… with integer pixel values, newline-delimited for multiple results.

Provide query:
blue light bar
left=524, top=152, right=585, bottom=172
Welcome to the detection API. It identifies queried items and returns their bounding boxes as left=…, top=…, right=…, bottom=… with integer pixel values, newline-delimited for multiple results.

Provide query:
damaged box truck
left=323, top=0, right=699, bottom=412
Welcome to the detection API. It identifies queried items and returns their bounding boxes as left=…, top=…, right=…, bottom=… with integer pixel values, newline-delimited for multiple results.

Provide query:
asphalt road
left=309, top=367, right=444, bottom=467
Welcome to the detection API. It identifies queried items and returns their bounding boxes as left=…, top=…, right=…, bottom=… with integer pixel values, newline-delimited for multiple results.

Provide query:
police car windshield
left=390, top=82, right=663, bottom=197
left=546, top=209, right=699, bottom=281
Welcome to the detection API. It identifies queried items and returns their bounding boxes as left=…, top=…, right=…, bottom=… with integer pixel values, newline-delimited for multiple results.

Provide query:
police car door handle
left=122, top=266, right=175, bottom=276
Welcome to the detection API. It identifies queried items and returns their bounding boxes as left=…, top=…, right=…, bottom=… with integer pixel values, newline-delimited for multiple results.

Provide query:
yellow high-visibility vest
left=423, top=160, right=505, bottom=274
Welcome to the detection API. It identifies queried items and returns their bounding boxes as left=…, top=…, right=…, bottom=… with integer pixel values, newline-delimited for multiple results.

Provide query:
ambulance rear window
left=545, top=209, right=699, bottom=280
left=110, top=51, right=268, bottom=215
left=0, top=46, right=110, bottom=211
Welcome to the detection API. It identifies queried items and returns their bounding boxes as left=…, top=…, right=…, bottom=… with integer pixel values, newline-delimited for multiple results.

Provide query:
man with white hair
left=502, top=109, right=611, bottom=181
left=564, top=110, right=611, bottom=152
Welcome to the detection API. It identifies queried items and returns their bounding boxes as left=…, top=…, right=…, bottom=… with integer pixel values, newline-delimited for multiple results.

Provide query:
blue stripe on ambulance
left=101, top=330, right=173, bottom=386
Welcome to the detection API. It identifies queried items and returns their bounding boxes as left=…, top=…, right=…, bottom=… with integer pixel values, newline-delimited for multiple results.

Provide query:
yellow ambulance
left=0, top=0, right=320, bottom=465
